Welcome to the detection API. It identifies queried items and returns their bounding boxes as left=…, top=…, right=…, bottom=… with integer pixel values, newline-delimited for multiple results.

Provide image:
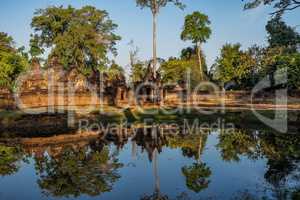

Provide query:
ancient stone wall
left=1, top=59, right=300, bottom=110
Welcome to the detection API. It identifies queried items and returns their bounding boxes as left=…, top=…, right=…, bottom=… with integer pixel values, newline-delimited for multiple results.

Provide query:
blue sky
left=0, top=0, right=299, bottom=71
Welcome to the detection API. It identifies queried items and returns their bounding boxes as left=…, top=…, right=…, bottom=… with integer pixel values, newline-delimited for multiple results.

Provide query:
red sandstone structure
left=1, top=58, right=300, bottom=111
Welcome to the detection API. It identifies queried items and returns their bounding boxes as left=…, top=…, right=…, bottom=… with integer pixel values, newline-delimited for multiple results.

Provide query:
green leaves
left=266, top=17, right=300, bottom=53
left=274, top=53, right=300, bottom=89
left=243, top=0, right=300, bottom=16
left=29, top=34, right=44, bottom=58
left=0, top=145, right=24, bottom=176
left=130, top=62, right=146, bottom=85
left=181, top=11, right=211, bottom=44
left=36, top=146, right=123, bottom=197
left=182, top=163, right=211, bottom=193
left=161, top=58, right=202, bottom=88
left=31, top=5, right=121, bottom=75
left=136, top=0, right=185, bottom=14
left=0, top=32, right=29, bottom=90
left=212, top=43, right=255, bottom=88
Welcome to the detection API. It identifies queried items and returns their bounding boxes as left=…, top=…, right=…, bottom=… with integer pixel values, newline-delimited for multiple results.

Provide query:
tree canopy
left=181, top=12, right=211, bottom=44
left=243, top=0, right=300, bottom=16
left=31, top=5, right=121, bottom=76
left=160, top=56, right=203, bottom=89
left=36, top=145, right=123, bottom=197
left=266, top=17, right=300, bottom=52
left=212, top=43, right=256, bottom=89
left=0, top=32, right=29, bottom=90
left=182, top=163, right=211, bottom=193
left=136, top=0, right=185, bottom=14
left=0, top=145, right=24, bottom=176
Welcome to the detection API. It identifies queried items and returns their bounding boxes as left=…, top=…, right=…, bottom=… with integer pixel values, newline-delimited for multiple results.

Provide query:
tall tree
left=181, top=11, right=211, bottom=80
left=243, top=0, right=300, bottom=16
left=136, top=0, right=185, bottom=72
left=31, top=5, right=121, bottom=76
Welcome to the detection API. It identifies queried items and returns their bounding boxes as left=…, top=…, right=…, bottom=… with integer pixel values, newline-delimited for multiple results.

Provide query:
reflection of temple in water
left=1, top=125, right=300, bottom=199
left=0, top=124, right=210, bottom=199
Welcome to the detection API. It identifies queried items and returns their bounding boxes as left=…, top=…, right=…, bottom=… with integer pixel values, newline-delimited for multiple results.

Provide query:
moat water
left=0, top=113, right=299, bottom=200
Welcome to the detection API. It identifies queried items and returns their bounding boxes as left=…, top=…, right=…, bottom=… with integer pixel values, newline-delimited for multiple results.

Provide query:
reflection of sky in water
left=0, top=131, right=299, bottom=200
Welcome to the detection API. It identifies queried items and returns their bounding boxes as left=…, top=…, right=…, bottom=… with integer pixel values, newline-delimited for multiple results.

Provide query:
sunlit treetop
left=181, top=12, right=211, bottom=44
left=31, top=5, right=121, bottom=75
left=136, top=0, right=185, bottom=14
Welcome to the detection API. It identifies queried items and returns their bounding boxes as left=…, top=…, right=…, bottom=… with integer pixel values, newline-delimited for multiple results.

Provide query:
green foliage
left=243, top=0, right=300, bottom=16
left=181, top=11, right=211, bottom=81
left=213, top=45, right=300, bottom=90
left=181, top=46, right=196, bottom=60
left=160, top=58, right=201, bottom=89
left=106, top=61, right=125, bottom=82
left=130, top=62, right=146, bottom=85
left=167, top=134, right=208, bottom=160
left=277, top=53, right=300, bottom=89
left=0, top=32, right=29, bottom=90
left=0, top=145, right=24, bottom=176
left=249, top=46, right=300, bottom=90
left=0, top=32, right=13, bottom=52
left=182, top=163, right=211, bottom=193
left=136, top=0, right=185, bottom=14
left=180, top=46, right=208, bottom=73
left=212, top=43, right=255, bottom=89
left=36, top=146, right=123, bottom=197
left=29, top=34, right=44, bottom=58
left=217, top=131, right=259, bottom=162
left=266, top=17, right=300, bottom=52
left=181, top=11, right=211, bottom=44
left=31, top=5, right=121, bottom=75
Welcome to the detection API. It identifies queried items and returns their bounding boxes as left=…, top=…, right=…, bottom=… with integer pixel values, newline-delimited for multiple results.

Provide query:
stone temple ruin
left=0, top=57, right=194, bottom=110
left=1, top=57, right=294, bottom=111
left=13, top=57, right=130, bottom=109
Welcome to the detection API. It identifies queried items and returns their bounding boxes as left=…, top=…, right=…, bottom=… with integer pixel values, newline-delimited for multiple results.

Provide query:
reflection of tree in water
left=134, top=127, right=169, bottom=200
left=166, top=132, right=212, bottom=193
left=134, top=127, right=212, bottom=198
left=260, top=133, right=300, bottom=199
left=0, top=144, right=24, bottom=176
left=35, top=143, right=123, bottom=198
left=217, top=129, right=300, bottom=199
left=182, top=162, right=211, bottom=193
left=217, top=130, right=260, bottom=162
left=167, top=134, right=208, bottom=160
left=175, top=133, right=211, bottom=193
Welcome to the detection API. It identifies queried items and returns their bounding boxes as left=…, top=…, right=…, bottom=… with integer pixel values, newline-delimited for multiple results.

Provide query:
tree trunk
left=153, top=148, right=160, bottom=194
left=198, top=134, right=202, bottom=163
left=9, top=89, right=18, bottom=110
left=153, top=12, right=157, bottom=74
left=197, top=42, right=203, bottom=81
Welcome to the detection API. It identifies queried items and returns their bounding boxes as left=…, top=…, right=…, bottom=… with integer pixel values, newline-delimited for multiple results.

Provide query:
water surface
left=0, top=114, right=299, bottom=200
